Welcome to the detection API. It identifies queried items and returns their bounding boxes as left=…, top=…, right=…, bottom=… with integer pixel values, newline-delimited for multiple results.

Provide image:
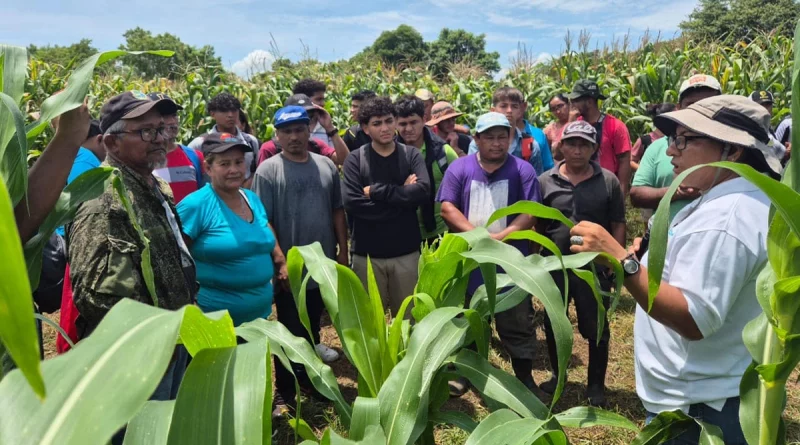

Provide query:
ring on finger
left=570, top=235, right=584, bottom=246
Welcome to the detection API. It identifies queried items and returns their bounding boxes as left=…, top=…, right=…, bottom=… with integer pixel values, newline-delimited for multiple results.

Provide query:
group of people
left=18, top=70, right=790, bottom=444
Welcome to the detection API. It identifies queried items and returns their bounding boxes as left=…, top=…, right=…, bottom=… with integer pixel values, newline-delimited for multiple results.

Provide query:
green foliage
left=428, top=29, right=501, bottom=76
left=680, top=0, right=800, bottom=42
left=27, top=39, right=98, bottom=68
left=368, top=25, right=428, bottom=66
left=119, top=27, right=221, bottom=79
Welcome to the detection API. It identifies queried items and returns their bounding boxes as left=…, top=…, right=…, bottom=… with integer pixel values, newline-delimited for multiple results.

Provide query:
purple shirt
left=437, top=154, right=541, bottom=293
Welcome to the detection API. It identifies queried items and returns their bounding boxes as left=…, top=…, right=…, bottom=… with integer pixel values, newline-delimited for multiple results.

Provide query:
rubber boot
left=586, top=340, right=609, bottom=407
left=511, top=358, right=536, bottom=391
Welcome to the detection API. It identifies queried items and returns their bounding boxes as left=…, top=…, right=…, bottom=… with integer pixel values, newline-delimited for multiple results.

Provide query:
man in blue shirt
left=56, top=120, right=106, bottom=236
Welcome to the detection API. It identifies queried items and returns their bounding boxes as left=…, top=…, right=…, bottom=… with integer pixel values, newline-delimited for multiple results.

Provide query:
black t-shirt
left=455, top=133, right=472, bottom=154
left=538, top=161, right=626, bottom=254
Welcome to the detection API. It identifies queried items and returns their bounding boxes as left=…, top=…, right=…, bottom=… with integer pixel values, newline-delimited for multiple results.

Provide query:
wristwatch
left=326, top=127, right=339, bottom=137
left=621, top=253, right=641, bottom=277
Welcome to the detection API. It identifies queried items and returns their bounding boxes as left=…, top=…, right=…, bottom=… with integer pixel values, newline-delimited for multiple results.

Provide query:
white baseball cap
left=678, top=74, right=721, bottom=100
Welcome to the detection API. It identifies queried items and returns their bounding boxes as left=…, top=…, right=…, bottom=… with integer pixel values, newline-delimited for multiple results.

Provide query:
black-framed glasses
left=112, top=127, right=169, bottom=142
left=668, top=134, right=709, bottom=151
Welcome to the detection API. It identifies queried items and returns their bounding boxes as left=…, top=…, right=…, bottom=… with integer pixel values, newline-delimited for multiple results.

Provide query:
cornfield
left=22, top=33, right=794, bottom=152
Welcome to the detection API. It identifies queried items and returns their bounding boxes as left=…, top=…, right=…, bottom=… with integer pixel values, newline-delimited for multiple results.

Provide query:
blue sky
left=4, top=0, right=698, bottom=78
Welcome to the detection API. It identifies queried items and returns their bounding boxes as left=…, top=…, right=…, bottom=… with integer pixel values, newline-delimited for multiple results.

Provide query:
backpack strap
left=181, top=145, right=203, bottom=185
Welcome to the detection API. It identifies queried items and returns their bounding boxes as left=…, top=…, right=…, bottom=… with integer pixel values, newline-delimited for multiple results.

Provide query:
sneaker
left=448, top=377, right=470, bottom=397
left=539, top=375, right=558, bottom=395
left=315, top=343, right=340, bottom=363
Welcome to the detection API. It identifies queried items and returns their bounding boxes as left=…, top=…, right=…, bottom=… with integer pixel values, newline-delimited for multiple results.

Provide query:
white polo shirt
left=636, top=177, right=769, bottom=414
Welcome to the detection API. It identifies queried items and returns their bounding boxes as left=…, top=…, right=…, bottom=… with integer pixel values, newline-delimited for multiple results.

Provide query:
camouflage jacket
left=68, top=156, right=197, bottom=337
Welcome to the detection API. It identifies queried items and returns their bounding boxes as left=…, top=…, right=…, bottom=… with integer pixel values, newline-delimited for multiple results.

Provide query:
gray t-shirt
left=251, top=152, right=342, bottom=287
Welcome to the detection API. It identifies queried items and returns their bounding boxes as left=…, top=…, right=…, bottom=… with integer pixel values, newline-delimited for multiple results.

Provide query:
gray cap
left=654, top=94, right=782, bottom=176
left=561, top=120, right=597, bottom=144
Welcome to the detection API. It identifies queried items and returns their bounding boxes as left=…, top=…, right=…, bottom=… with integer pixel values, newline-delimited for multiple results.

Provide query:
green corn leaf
left=464, top=409, right=566, bottom=445
left=166, top=347, right=237, bottom=445
left=236, top=319, right=352, bottom=427
left=0, top=300, right=186, bottom=445
left=0, top=91, right=27, bottom=203
left=337, top=264, right=383, bottom=397
left=451, top=349, right=549, bottom=420
left=454, top=229, right=571, bottom=406
left=233, top=340, right=271, bottom=445
left=485, top=200, right=574, bottom=229
left=350, top=397, right=381, bottom=441
left=122, top=401, right=175, bottom=445
left=288, top=418, right=317, bottom=442
left=288, top=243, right=340, bottom=321
left=377, top=307, right=463, bottom=445
left=387, top=295, right=414, bottom=365
left=179, top=309, right=237, bottom=357
left=0, top=176, right=43, bottom=399
left=554, top=406, right=638, bottom=431
left=429, top=410, right=478, bottom=433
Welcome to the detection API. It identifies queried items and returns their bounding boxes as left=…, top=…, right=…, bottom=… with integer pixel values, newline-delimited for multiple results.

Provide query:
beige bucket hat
left=654, top=94, right=782, bottom=176
left=426, top=101, right=463, bottom=126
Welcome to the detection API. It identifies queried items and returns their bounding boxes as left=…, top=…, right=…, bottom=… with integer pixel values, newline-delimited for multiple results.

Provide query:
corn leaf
left=0, top=300, right=185, bottom=445
left=0, top=173, right=42, bottom=400
left=122, top=401, right=175, bottom=445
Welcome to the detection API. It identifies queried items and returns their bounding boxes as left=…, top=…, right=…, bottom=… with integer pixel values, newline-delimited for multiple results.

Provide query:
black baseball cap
left=99, top=90, right=181, bottom=132
left=285, top=94, right=316, bottom=111
left=566, top=79, right=607, bottom=101
left=750, top=90, right=774, bottom=105
left=200, top=132, right=250, bottom=156
left=87, top=119, right=102, bottom=139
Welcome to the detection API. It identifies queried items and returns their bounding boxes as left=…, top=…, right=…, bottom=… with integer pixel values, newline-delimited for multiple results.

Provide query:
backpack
left=32, top=233, right=67, bottom=314
left=639, top=134, right=654, bottom=153
left=521, top=134, right=535, bottom=161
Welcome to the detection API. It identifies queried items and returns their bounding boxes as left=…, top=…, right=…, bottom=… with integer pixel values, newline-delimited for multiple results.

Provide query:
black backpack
left=32, top=233, right=67, bottom=314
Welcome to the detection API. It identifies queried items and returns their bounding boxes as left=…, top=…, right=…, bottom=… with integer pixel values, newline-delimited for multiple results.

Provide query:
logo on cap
left=219, top=133, right=240, bottom=142
left=760, top=91, right=769, bottom=99
left=688, top=75, right=708, bottom=85
left=131, top=90, right=148, bottom=100
left=277, top=111, right=303, bottom=122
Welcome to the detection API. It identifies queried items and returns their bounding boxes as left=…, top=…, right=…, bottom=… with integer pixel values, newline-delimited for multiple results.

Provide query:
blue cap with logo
left=273, top=105, right=311, bottom=129
left=475, top=112, right=512, bottom=134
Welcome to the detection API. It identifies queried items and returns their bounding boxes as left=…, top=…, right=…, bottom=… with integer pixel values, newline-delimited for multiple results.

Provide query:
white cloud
left=487, top=12, right=550, bottom=29
left=230, top=50, right=275, bottom=79
left=622, top=0, right=697, bottom=31
left=535, top=52, right=553, bottom=64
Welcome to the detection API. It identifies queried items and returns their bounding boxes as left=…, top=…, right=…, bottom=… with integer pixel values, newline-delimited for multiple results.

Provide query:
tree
left=118, top=27, right=221, bottom=79
left=27, top=39, right=98, bottom=67
left=428, top=29, right=500, bottom=77
left=369, top=24, right=428, bottom=65
left=679, top=0, right=800, bottom=41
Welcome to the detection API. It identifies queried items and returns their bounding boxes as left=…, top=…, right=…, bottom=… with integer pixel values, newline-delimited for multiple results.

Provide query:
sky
left=4, top=0, right=699, bottom=78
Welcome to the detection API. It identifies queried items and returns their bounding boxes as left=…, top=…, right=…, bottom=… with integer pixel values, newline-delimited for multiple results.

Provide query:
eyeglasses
left=112, top=127, right=170, bottom=142
left=668, top=134, right=709, bottom=151
left=550, top=103, right=567, bottom=111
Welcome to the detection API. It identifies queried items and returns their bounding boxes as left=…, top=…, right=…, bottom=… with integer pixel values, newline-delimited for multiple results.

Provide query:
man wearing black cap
left=567, top=79, right=632, bottom=195
left=68, top=91, right=197, bottom=401
left=750, top=90, right=789, bottom=162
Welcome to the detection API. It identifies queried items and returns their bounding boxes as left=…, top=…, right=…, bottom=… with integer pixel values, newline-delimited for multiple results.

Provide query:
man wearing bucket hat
left=536, top=120, right=626, bottom=406
left=427, top=101, right=471, bottom=156
left=569, top=95, right=780, bottom=443
left=69, top=91, right=197, bottom=407
left=568, top=79, right=632, bottom=195
left=438, top=112, right=541, bottom=395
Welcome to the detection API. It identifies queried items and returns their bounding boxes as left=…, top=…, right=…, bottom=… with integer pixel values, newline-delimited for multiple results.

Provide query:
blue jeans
left=646, top=397, right=746, bottom=445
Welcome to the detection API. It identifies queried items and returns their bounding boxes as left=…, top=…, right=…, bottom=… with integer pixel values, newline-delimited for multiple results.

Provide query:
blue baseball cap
left=273, top=105, right=310, bottom=128
left=475, top=112, right=512, bottom=134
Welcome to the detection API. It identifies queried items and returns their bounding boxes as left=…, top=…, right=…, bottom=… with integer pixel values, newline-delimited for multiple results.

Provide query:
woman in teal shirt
left=178, top=133, right=287, bottom=326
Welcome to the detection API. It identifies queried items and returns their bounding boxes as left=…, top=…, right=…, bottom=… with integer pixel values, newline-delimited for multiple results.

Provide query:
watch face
left=623, top=259, right=639, bottom=275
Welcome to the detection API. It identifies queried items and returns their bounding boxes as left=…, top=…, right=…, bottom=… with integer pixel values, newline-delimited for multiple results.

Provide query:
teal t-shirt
left=631, top=137, right=692, bottom=221
left=177, top=184, right=276, bottom=326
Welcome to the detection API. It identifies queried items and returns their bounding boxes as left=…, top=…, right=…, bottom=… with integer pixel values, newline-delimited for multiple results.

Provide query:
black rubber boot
left=511, top=358, right=537, bottom=391
left=587, top=340, right=609, bottom=407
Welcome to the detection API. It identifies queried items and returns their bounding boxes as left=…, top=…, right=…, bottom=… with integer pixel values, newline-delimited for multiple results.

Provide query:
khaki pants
left=352, top=251, right=420, bottom=319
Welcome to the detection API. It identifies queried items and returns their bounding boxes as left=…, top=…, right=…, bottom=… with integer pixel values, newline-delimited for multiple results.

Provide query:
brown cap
left=426, top=101, right=462, bottom=126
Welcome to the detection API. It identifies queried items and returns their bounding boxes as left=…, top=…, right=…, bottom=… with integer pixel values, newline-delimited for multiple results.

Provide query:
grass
left=38, top=204, right=800, bottom=444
